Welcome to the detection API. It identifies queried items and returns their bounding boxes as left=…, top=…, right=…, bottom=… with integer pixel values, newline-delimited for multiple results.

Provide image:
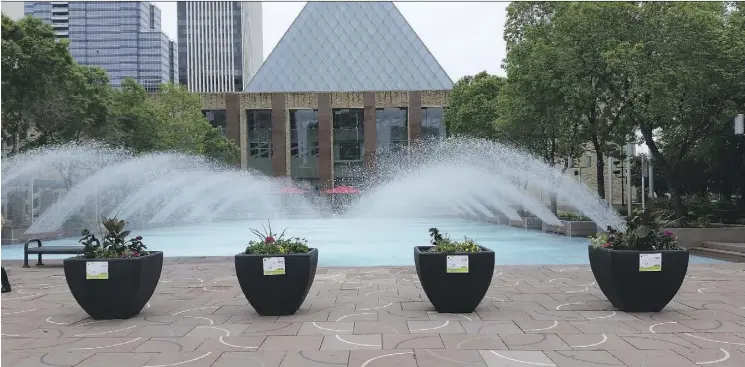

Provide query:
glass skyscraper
left=177, top=1, right=262, bottom=92
left=25, top=1, right=177, bottom=91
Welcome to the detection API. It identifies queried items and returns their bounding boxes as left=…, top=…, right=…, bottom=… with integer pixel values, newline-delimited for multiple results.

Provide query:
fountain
left=3, top=138, right=694, bottom=266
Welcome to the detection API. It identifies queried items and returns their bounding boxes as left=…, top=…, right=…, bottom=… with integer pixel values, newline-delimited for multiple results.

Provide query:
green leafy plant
left=79, top=216, right=147, bottom=259
left=244, top=221, right=310, bottom=255
left=557, top=210, right=590, bottom=221
left=427, top=227, right=481, bottom=253
left=589, top=202, right=683, bottom=251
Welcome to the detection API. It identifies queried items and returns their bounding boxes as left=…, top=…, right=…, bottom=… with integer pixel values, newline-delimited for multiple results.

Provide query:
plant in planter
left=588, top=205, right=688, bottom=312
left=414, top=228, right=494, bottom=313
left=235, top=222, right=318, bottom=316
left=557, top=210, right=591, bottom=222
left=63, top=217, right=162, bottom=320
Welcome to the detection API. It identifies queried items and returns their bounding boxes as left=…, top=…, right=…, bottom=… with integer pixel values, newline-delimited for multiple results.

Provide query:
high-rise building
left=177, top=1, right=262, bottom=92
left=24, top=1, right=177, bottom=91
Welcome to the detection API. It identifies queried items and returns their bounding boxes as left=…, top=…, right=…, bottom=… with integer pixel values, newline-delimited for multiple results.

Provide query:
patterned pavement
left=2, top=257, right=745, bottom=367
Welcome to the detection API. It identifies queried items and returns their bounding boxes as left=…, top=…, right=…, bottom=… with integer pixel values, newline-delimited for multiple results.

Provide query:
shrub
left=589, top=204, right=683, bottom=251
left=427, top=227, right=481, bottom=253
left=244, top=221, right=310, bottom=255
left=79, top=217, right=148, bottom=259
left=557, top=210, right=590, bottom=221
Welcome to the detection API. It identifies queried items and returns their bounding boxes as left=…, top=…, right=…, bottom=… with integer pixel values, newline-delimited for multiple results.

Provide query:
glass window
left=247, top=109, right=272, bottom=158
left=422, top=107, right=446, bottom=140
left=202, top=109, right=226, bottom=136
left=290, top=109, right=319, bottom=159
left=333, top=108, right=364, bottom=162
left=376, top=107, right=408, bottom=156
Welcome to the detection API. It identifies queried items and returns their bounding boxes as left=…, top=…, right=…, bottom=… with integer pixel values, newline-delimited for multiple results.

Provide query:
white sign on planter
left=263, top=257, right=286, bottom=275
left=639, top=253, right=662, bottom=272
left=86, top=261, right=109, bottom=280
left=446, top=255, right=469, bottom=273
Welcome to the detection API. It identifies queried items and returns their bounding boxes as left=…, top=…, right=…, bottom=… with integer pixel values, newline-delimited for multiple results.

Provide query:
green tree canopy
left=1, top=15, right=240, bottom=166
left=443, top=71, right=505, bottom=139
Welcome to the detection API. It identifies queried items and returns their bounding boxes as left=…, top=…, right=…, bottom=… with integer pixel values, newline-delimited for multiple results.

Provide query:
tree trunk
left=591, top=138, right=606, bottom=200
left=588, top=103, right=606, bottom=199
left=639, top=122, right=686, bottom=218
left=549, top=134, right=558, bottom=215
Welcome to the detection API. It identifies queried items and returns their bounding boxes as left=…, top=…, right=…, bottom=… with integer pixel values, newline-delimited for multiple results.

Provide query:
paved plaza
left=2, top=257, right=745, bottom=367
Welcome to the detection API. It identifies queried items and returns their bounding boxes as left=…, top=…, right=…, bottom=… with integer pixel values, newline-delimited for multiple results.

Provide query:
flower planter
left=509, top=217, right=542, bottom=230
left=235, top=248, right=318, bottom=316
left=588, top=246, right=689, bottom=312
left=414, top=246, right=495, bottom=313
left=63, top=251, right=163, bottom=320
left=543, top=220, right=598, bottom=237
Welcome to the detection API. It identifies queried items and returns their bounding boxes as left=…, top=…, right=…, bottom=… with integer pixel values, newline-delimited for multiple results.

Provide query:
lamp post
left=626, top=143, right=634, bottom=216
left=641, top=154, right=648, bottom=210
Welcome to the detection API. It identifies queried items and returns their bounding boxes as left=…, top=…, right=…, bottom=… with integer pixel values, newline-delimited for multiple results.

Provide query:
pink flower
left=602, top=242, right=612, bottom=248
left=664, top=231, right=673, bottom=237
left=133, top=251, right=140, bottom=257
left=265, top=236, right=275, bottom=243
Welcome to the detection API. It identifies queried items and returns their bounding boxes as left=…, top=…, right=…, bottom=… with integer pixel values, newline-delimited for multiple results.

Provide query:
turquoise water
left=0, top=218, right=723, bottom=266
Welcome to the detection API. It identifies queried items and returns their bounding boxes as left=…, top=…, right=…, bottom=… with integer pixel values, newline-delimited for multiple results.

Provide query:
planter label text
left=263, top=257, right=286, bottom=276
left=446, top=255, right=469, bottom=273
left=639, top=253, right=662, bottom=272
left=86, top=261, right=109, bottom=280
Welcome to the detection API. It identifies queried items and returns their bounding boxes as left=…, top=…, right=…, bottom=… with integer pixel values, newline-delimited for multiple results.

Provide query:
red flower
left=133, top=251, right=140, bottom=257
left=135, top=236, right=143, bottom=241
left=265, top=236, right=275, bottom=243
left=602, top=242, right=612, bottom=248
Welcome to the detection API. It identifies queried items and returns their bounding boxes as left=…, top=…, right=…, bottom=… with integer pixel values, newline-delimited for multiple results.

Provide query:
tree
left=443, top=72, right=506, bottom=139
left=108, top=78, right=162, bottom=153
left=2, top=15, right=118, bottom=152
left=548, top=2, right=637, bottom=199
left=2, top=15, right=75, bottom=153
left=499, top=2, right=589, bottom=213
left=603, top=2, right=745, bottom=217
left=148, top=83, right=240, bottom=164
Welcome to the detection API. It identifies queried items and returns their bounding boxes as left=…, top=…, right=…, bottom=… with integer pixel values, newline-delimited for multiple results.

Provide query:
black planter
left=588, top=246, right=689, bottom=312
left=63, top=251, right=163, bottom=320
left=414, top=246, right=495, bottom=313
left=235, top=248, right=318, bottom=316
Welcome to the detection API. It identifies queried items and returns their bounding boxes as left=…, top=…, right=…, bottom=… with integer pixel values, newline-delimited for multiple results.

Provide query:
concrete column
left=225, top=93, right=241, bottom=146
left=239, top=104, right=248, bottom=170
left=363, top=92, right=377, bottom=171
left=408, top=91, right=422, bottom=143
left=271, top=94, right=287, bottom=177
left=317, top=93, right=333, bottom=189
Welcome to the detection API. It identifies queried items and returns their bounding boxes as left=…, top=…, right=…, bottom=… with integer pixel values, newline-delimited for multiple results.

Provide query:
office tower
left=177, top=1, right=262, bottom=92
left=24, top=2, right=177, bottom=91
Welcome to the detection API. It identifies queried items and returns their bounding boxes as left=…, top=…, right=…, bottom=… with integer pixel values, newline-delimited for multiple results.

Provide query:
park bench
left=23, top=239, right=84, bottom=268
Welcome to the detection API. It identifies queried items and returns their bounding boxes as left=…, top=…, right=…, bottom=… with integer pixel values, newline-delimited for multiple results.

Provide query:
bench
left=23, top=239, right=84, bottom=268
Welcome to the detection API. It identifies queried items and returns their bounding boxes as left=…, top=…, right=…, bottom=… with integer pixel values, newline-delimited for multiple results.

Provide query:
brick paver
left=2, top=257, right=744, bottom=366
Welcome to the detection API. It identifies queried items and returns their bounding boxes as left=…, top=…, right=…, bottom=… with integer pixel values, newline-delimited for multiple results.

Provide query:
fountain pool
left=0, top=218, right=722, bottom=266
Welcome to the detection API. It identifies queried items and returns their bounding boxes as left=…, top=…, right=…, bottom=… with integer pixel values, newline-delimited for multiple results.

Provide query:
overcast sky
left=153, top=1, right=507, bottom=81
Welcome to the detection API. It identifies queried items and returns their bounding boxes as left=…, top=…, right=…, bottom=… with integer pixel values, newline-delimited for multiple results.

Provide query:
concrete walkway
left=2, top=257, right=745, bottom=367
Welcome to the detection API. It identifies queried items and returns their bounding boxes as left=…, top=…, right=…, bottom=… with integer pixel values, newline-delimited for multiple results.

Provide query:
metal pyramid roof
left=245, top=1, right=454, bottom=93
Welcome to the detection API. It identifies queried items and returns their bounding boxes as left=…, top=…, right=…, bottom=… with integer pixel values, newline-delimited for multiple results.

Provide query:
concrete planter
left=64, top=251, right=163, bottom=320
left=235, top=249, right=318, bottom=316
left=543, top=221, right=598, bottom=237
left=666, top=227, right=745, bottom=249
left=589, top=246, right=689, bottom=312
left=508, top=217, right=543, bottom=230
left=495, top=215, right=510, bottom=225
left=414, top=246, right=495, bottom=313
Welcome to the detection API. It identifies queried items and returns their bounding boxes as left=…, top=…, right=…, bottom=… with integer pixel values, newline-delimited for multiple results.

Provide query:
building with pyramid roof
left=195, top=2, right=452, bottom=188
